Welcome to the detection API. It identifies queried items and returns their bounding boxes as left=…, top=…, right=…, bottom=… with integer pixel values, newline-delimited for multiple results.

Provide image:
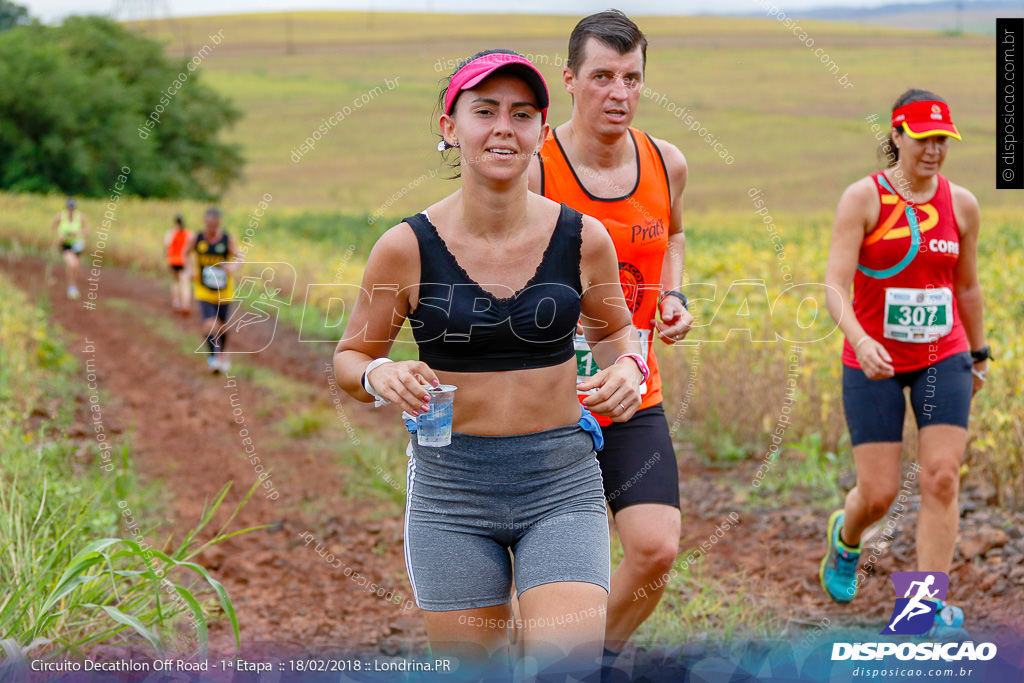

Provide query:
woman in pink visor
left=821, top=89, right=989, bottom=638
left=334, top=50, right=648, bottom=675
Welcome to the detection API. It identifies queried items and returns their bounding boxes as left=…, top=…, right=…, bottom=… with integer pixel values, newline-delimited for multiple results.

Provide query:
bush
left=0, top=16, right=242, bottom=199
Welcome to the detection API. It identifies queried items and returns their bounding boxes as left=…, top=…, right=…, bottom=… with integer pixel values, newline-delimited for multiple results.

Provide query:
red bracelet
left=615, top=353, right=650, bottom=384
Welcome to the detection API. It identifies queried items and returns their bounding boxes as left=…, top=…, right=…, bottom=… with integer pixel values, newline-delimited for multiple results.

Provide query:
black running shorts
left=842, top=352, right=973, bottom=446
left=597, top=404, right=680, bottom=514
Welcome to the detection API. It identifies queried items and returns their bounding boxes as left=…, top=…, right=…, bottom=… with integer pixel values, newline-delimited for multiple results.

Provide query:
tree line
left=0, top=2, right=243, bottom=199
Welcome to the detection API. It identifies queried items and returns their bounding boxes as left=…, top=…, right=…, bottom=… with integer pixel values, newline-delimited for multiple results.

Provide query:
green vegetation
left=0, top=274, right=247, bottom=663
left=0, top=1, right=28, bottom=31
left=135, top=12, right=1006, bottom=213
left=0, top=11, right=1020, bottom=657
left=0, top=9, right=1017, bottom=502
left=609, top=527, right=777, bottom=645
left=0, top=16, right=241, bottom=198
left=3, top=12, right=1020, bottom=501
left=664, top=208, right=1022, bottom=505
left=767, top=433, right=847, bottom=507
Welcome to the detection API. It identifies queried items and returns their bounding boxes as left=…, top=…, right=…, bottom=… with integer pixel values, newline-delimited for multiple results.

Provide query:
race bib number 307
left=883, top=287, right=953, bottom=343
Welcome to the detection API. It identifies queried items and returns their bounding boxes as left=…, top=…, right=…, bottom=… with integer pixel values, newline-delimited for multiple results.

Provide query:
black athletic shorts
left=842, top=351, right=973, bottom=446
left=597, top=404, right=680, bottom=514
left=169, top=264, right=184, bottom=273
left=198, top=300, right=232, bottom=323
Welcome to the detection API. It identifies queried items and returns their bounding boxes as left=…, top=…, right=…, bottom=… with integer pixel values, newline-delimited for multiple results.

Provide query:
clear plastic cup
left=416, top=384, right=457, bottom=447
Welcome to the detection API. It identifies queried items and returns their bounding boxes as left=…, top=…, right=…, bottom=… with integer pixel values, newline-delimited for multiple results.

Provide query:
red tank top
left=842, top=172, right=967, bottom=372
left=539, top=127, right=672, bottom=422
left=167, top=228, right=190, bottom=266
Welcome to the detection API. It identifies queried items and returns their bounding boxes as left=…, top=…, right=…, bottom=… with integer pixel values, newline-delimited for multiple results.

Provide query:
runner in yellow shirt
left=185, top=207, right=239, bottom=373
left=51, top=198, right=88, bottom=299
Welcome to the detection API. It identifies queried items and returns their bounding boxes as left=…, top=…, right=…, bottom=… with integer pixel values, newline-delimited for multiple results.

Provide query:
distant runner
left=529, top=10, right=693, bottom=659
left=52, top=198, right=88, bottom=299
left=165, top=214, right=191, bottom=315
left=186, top=207, right=239, bottom=373
left=821, top=89, right=988, bottom=638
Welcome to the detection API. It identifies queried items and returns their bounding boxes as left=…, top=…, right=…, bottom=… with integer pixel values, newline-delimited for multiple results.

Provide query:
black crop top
left=404, top=205, right=583, bottom=372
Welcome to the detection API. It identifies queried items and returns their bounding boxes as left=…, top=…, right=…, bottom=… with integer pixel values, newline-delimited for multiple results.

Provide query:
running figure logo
left=881, top=571, right=949, bottom=635
left=195, top=262, right=295, bottom=355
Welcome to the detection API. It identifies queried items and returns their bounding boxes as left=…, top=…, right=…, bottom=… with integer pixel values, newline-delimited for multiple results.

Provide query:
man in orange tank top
left=529, top=10, right=693, bottom=660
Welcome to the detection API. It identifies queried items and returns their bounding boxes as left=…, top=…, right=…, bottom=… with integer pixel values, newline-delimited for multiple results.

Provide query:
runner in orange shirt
left=529, top=10, right=693, bottom=659
left=164, top=214, right=191, bottom=315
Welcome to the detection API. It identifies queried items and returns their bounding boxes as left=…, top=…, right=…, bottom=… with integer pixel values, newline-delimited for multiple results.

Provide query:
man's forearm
left=661, top=231, right=685, bottom=292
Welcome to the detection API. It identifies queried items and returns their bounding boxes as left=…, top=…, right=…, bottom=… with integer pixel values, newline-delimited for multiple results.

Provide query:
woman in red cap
left=821, top=89, right=989, bottom=635
left=334, top=50, right=648, bottom=674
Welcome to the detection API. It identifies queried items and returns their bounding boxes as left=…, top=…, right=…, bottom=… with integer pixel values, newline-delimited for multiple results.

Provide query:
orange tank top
left=539, top=127, right=673, bottom=420
left=167, top=228, right=190, bottom=266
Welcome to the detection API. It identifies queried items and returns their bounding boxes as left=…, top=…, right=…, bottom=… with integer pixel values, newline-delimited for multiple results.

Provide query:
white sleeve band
left=362, top=358, right=394, bottom=407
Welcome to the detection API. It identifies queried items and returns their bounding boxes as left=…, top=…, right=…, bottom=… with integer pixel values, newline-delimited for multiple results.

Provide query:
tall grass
left=0, top=12, right=1018, bottom=505
left=658, top=208, right=1024, bottom=505
left=3, top=197, right=1020, bottom=503
left=0, top=272, right=254, bottom=672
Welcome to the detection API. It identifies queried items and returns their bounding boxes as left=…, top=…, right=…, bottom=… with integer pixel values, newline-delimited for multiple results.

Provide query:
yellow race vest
left=193, top=231, right=234, bottom=303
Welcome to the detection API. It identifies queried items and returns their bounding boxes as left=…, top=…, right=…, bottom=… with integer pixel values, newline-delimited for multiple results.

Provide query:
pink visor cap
left=444, top=52, right=549, bottom=122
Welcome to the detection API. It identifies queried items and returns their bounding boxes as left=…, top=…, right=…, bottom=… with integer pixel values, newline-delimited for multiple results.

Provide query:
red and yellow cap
left=891, top=100, right=961, bottom=140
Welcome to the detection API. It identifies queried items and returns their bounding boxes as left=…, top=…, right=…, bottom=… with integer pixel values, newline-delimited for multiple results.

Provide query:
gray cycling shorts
left=404, top=425, right=610, bottom=612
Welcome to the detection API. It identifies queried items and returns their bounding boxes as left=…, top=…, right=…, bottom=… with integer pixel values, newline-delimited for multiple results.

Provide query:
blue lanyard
left=857, top=175, right=921, bottom=280
left=577, top=406, right=604, bottom=452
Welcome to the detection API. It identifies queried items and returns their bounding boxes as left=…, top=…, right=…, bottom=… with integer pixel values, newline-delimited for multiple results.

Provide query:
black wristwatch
left=659, top=290, right=689, bottom=310
left=970, top=345, right=992, bottom=364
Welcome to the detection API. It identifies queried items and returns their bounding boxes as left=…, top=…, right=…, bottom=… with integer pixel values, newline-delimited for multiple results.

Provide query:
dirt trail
left=2, top=254, right=423, bottom=656
left=3, top=253, right=1020, bottom=663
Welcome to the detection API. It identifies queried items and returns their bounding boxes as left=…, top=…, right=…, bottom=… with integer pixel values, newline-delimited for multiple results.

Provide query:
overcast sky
left=21, top=0, right=953, bottom=23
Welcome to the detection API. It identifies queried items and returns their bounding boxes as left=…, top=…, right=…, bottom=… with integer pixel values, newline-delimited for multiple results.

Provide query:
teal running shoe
left=924, top=600, right=969, bottom=640
left=819, top=510, right=862, bottom=604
